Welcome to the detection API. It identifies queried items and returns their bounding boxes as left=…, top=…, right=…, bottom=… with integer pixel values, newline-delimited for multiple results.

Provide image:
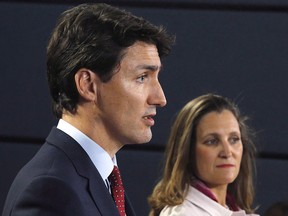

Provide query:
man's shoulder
left=13, top=127, right=88, bottom=184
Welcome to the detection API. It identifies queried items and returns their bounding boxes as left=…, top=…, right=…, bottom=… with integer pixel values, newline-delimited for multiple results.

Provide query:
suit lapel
left=87, top=171, right=120, bottom=215
left=46, top=127, right=120, bottom=216
left=125, top=195, right=136, bottom=216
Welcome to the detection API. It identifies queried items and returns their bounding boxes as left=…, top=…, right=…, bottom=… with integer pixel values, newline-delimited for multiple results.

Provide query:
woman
left=148, top=94, right=259, bottom=216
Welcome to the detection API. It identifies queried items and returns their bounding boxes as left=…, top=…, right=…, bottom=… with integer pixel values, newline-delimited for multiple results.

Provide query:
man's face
left=95, top=41, right=166, bottom=147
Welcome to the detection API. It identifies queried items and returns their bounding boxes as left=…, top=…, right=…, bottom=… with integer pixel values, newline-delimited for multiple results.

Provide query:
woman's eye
left=204, top=138, right=218, bottom=145
left=230, top=137, right=240, bottom=144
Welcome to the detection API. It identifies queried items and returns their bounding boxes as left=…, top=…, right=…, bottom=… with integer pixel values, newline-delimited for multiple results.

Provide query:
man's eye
left=136, top=75, right=147, bottom=83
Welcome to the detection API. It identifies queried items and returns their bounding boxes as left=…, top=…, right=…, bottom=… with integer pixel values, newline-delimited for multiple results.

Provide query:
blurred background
left=1, top=0, right=288, bottom=215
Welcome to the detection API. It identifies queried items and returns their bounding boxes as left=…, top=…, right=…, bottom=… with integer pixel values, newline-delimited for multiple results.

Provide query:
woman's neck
left=209, top=185, right=228, bottom=207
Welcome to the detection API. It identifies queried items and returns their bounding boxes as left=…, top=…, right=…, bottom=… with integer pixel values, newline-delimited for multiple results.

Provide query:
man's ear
left=74, top=69, right=98, bottom=102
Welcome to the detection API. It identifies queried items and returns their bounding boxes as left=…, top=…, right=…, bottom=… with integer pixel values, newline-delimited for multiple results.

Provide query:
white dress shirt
left=57, top=119, right=116, bottom=187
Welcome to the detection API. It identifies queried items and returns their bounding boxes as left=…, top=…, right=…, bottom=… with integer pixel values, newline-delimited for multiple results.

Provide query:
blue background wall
left=1, top=1, right=288, bottom=215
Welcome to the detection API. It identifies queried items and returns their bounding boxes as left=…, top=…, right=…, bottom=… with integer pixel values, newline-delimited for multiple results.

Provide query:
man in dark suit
left=2, top=3, right=174, bottom=216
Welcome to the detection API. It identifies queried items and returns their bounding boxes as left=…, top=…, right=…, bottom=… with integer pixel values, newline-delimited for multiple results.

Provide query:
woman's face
left=195, top=110, right=243, bottom=188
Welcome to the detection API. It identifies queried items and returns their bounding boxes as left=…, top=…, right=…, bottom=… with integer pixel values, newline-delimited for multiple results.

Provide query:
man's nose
left=149, top=81, right=167, bottom=107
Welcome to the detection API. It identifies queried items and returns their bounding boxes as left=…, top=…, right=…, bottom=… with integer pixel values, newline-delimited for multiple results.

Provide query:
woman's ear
left=74, top=69, right=98, bottom=102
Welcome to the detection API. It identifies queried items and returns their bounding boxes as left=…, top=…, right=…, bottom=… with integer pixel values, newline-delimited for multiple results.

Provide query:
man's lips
left=143, top=114, right=155, bottom=126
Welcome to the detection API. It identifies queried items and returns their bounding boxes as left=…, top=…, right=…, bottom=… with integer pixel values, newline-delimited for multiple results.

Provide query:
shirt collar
left=57, top=119, right=116, bottom=182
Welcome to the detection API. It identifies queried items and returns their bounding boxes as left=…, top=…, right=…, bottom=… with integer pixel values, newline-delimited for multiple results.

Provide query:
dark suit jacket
left=2, top=127, right=136, bottom=216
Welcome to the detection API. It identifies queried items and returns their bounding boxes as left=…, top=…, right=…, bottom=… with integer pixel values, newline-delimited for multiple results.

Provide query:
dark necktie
left=108, top=166, right=126, bottom=216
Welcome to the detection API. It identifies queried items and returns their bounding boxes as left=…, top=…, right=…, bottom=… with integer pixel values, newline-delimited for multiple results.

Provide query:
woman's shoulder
left=160, top=186, right=260, bottom=216
left=232, top=212, right=259, bottom=216
left=159, top=186, right=226, bottom=216
left=159, top=199, right=207, bottom=216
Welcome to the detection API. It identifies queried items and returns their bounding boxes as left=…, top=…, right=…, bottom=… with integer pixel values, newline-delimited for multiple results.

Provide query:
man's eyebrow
left=136, top=64, right=162, bottom=71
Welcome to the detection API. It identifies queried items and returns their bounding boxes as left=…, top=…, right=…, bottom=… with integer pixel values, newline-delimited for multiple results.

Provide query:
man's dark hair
left=47, top=3, right=175, bottom=118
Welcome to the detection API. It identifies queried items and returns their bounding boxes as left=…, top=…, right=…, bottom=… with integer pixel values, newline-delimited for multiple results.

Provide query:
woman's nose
left=219, top=141, right=232, bottom=158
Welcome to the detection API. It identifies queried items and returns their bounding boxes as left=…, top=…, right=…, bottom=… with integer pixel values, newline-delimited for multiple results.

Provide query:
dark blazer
left=2, top=127, right=136, bottom=216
